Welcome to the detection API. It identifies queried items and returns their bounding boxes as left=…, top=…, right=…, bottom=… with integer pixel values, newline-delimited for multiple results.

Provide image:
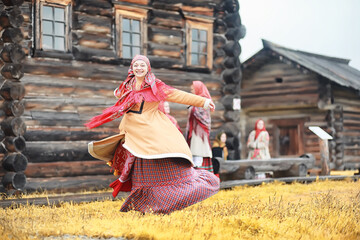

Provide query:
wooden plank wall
left=0, top=0, right=225, bottom=190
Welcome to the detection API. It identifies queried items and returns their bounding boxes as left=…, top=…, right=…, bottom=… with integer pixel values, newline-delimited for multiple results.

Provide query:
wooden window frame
left=34, top=0, right=72, bottom=56
left=115, top=6, right=147, bottom=59
left=186, top=18, right=213, bottom=70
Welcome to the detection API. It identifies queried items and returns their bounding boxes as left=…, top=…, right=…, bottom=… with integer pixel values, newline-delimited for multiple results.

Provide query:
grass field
left=1, top=179, right=359, bottom=240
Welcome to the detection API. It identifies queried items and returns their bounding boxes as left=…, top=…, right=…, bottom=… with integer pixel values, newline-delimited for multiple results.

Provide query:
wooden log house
left=240, top=40, right=360, bottom=171
left=0, top=0, right=246, bottom=193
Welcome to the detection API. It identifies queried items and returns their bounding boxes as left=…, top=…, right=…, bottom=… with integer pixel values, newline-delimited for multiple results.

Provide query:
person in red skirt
left=86, top=55, right=219, bottom=214
left=186, top=81, right=214, bottom=173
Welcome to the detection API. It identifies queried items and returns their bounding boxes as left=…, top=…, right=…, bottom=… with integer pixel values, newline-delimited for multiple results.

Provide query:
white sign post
left=308, top=126, right=333, bottom=175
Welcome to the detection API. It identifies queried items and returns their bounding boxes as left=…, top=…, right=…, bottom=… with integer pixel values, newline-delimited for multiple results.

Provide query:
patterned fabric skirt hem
left=195, top=157, right=214, bottom=173
left=120, top=157, right=219, bottom=214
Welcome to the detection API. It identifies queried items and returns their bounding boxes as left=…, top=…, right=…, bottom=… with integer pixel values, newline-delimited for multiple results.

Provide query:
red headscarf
left=186, top=81, right=211, bottom=146
left=85, top=55, right=173, bottom=129
left=254, top=119, right=266, bottom=140
left=193, top=81, right=211, bottom=98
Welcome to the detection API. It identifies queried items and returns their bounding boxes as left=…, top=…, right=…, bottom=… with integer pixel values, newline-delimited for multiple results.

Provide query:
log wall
left=332, top=85, right=360, bottom=169
left=241, top=56, right=319, bottom=110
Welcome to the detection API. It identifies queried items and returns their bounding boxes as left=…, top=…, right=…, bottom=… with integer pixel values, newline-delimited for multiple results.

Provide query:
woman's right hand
left=209, top=100, right=215, bottom=112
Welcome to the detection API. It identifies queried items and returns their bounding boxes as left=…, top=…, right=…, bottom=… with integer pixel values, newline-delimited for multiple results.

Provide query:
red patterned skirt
left=120, top=157, right=219, bottom=214
left=194, top=157, right=214, bottom=173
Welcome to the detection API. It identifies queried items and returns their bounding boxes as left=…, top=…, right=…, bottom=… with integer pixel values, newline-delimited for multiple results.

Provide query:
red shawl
left=254, top=119, right=266, bottom=140
left=186, top=81, right=211, bottom=146
left=85, top=55, right=173, bottom=129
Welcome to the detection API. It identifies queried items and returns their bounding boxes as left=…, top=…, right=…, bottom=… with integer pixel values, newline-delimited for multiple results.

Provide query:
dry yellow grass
left=1, top=179, right=359, bottom=240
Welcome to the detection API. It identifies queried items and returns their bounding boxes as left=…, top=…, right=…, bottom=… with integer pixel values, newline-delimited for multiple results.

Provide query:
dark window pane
left=43, top=35, right=53, bottom=49
left=122, top=32, right=131, bottom=45
left=192, top=29, right=198, bottom=41
left=123, top=18, right=130, bottom=31
left=123, top=46, right=131, bottom=58
left=200, top=30, right=207, bottom=41
left=42, top=6, right=53, bottom=20
left=54, top=22, right=65, bottom=36
left=191, top=41, right=198, bottom=53
left=200, top=42, right=207, bottom=54
left=132, top=34, right=140, bottom=46
left=191, top=53, right=198, bottom=65
left=43, top=20, right=53, bottom=34
left=132, top=20, right=140, bottom=32
left=132, top=47, right=140, bottom=56
left=54, top=8, right=64, bottom=22
left=199, top=54, right=207, bottom=66
left=54, top=37, right=65, bottom=51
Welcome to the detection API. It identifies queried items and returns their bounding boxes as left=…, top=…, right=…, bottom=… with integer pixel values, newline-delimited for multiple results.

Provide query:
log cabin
left=240, top=39, right=360, bottom=171
left=0, top=0, right=246, bottom=193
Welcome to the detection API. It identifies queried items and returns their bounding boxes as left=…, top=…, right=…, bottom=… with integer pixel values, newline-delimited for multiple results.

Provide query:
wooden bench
left=218, top=154, right=315, bottom=181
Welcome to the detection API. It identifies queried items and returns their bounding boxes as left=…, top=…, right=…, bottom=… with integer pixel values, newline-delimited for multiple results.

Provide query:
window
left=41, top=5, right=66, bottom=51
left=186, top=18, right=213, bottom=69
left=34, top=0, right=71, bottom=53
left=115, top=6, right=147, bottom=59
left=121, top=18, right=141, bottom=58
left=191, top=29, right=208, bottom=66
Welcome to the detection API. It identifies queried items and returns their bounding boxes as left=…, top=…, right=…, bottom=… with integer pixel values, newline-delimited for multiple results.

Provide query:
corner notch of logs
left=0, top=0, right=28, bottom=195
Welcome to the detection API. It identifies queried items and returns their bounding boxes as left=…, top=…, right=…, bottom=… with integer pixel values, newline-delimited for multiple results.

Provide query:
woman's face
left=163, top=101, right=170, bottom=114
left=133, top=60, right=148, bottom=78
left=257, top=120, right=264, bottom=130
left=191, top=85, right=195, bottom=94
left=220, top=133, right=227, bottom=143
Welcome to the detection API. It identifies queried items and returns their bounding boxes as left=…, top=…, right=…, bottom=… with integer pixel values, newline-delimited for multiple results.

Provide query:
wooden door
left=279, top=126, right=299, bottom=156
left=271, top=118, right=307, bottom=157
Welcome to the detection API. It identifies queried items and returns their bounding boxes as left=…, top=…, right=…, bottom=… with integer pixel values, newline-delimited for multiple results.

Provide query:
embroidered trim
left=127, top=101, right=145, bottom=114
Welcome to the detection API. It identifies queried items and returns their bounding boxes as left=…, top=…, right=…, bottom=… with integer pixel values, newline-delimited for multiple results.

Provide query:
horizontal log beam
left=2, top=28, right=23, bottom=43
left=1, top=171, right=26, bottom=191
left=1, top=63, right=24, bottom=79
left=24, top=161, right=111, bottom=178
left=24, top=129, right=116, bottom=141
left=2, top=152, right=28, bottom=171
left=0, top=7, right=24, bottom=28
left=1, top=116, right=26, bottom=136
left=24, top=141, right=93, bottom=163
left=2, top=99, right=25, bottom=117
left=0, top=43, right=26, bottom=64
left=24, top=174, right=118, bottom=193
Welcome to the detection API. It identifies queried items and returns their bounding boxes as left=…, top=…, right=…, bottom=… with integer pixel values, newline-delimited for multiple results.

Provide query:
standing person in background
left=186, top=81, right=213, bottom=173
left=86, top=55, right=219, bottom=214
left=212, top=132, right=228, bottom=160
left=158, top=101, right=181, bottom=132
left=247, top=119, right=271, bottom=160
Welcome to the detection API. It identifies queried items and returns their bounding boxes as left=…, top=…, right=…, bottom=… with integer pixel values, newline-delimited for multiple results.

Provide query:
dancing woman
left=86, top=55, right=219, bottom=214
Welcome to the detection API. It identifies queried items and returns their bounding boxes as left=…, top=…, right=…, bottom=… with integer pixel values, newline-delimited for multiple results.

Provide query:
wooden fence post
left=309, top=126, right=333, bottom=176
left=319, top=139, right=330, bottom=175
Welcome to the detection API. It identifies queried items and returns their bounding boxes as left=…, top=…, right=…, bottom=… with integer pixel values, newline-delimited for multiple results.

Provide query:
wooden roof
left=243, top=39, right=360, bottom=91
